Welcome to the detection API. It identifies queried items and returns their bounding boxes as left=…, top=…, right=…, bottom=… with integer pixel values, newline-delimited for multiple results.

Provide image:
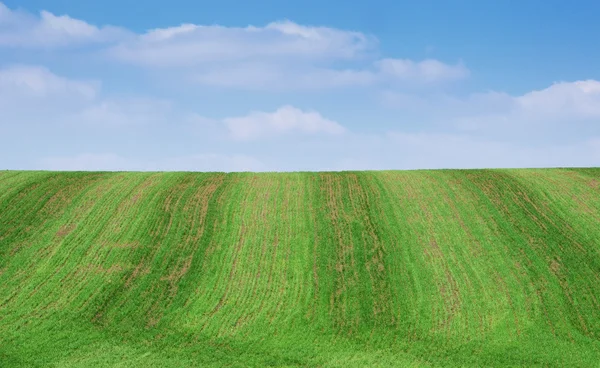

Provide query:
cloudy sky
left=1, top=0, right=599, bottom=171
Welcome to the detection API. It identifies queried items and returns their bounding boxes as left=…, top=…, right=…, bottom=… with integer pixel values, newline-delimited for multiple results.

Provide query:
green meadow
left=1, top=169, right=599, bottom=367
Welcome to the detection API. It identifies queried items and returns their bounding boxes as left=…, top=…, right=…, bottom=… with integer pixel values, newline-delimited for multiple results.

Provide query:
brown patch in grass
left=17, top=183, right=40, bottom=199
left=546, top=256, right=591, bottom=335
left=424, top=238, right=443, bottom=261
left=437, top=269, right=462, bottom=332
left=146, top=310, right=162, bottom=328
left=56, top=224, right=76, bottom=238
left=125, top=262, right=150, bottom=288
left=111, top=241, right=141, bottom=249
left=161, top=254, right=194, bottom=297
left=9, top=242, right=25, bottom=256
left=320, top=173, right=358, bottom=328
left=549, top=258, right=561, bottom=275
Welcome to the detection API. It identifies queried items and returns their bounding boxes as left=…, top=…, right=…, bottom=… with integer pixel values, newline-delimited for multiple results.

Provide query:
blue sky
left=1, top=0, right=599, bottom=171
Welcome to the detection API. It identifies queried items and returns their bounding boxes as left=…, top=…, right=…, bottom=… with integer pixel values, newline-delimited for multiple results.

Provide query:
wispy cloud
left=0, top=65, right=100, bottom=123
left=65, top=98, right=174, bottom=127
left=0, top=65, right=98, bottom=98
left=382, top=79, right=600, bottom=140
left=516, top=80, right=600, bottom=120
left=191, top=58, right=468, bottom=90
left=109, top=20, right=374, bottom=67
left=0, top=2, right=468, bottom=91
left=1, top=3, right=597, bottom=172
left=0, top=2, right=126, bottom=48
left=0, top=64, right=171, bottom=129
left=223, top=105, right=345, bottom=140
left=376, top=58, right=469, bottom=83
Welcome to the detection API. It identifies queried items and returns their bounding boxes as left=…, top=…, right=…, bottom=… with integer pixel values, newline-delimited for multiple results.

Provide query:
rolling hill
left=1, top=169, right=599, bottom=367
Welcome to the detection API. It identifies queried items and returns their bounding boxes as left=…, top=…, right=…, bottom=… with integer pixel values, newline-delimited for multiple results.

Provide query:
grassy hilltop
left=1, top=169, right=600, bottom=367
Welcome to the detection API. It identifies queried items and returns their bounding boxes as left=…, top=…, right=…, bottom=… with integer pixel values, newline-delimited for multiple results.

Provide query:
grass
left=0, top=168, right=599, bottom=367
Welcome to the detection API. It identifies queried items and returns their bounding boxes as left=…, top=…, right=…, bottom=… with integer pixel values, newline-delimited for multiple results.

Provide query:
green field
left=1, top=169, right=599, bottom=367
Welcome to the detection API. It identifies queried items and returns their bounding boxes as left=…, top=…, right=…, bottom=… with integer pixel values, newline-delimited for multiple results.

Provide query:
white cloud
left=109, top=20, right=374, bottom=67
left=381, top=79, right=600, bottom=140
left=223, top=105, right=345, bottom=140
left=381, top=90, right=517, bottom=118
left=0, top=64, right=175, bottom=130
left=192, top=63, right=376, bottom=90
left=517, top=80, right=600, bottom=120
left=102, top=16, right=466, bottom=89
left=191, top=58, right=467, bottom=90
left=0, top=65, right=99, bottom=124
left=66, top=97, right=173, bottom=127
left=0, top=2, right=126, bottom=48
left=376, top=58, right=469, bottom=83
left=2, top=4, right=596, bottom=172
left=0, top=3, right=467, bottom=90
left=0, top=65, right=98, bottom=99
left=453, top=81, right=600, bottom=140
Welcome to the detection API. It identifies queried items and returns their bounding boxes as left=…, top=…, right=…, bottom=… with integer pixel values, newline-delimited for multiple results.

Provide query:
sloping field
left=1, top=169, right=600, bottom=367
